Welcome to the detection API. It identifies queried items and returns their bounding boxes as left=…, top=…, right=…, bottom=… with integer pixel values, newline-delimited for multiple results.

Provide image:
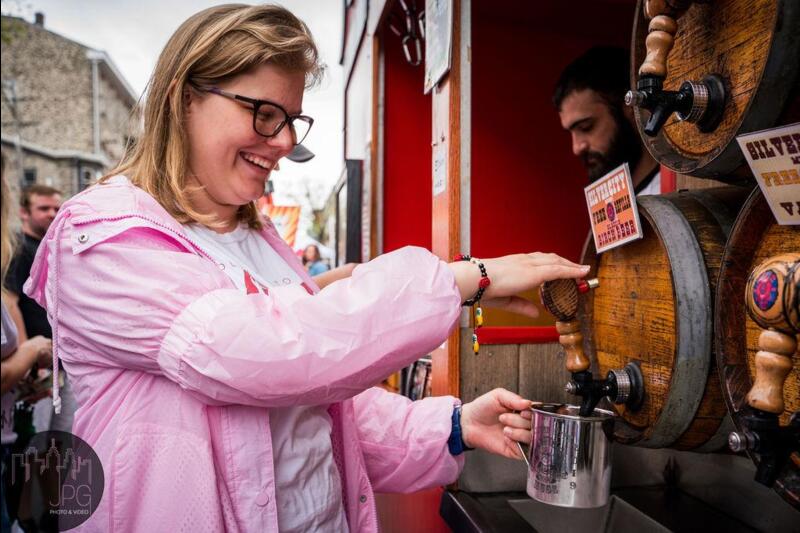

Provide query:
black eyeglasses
left=190, top=83, right=314, bottom=145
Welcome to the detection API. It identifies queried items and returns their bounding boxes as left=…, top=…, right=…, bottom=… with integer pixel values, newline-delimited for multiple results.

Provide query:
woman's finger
left=499, top=412, right=532, bottom=430
left=526, top=252, right=585, bottom=269
left=503, top=426, right=532, bottom=444
left=494, top=389, right=533, bottom=412
left=536, top=263, right=590, bottom=283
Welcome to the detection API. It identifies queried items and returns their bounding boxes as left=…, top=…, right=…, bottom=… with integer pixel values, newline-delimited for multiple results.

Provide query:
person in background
left=1, top=156, right=52, bottom=533
left=4, top=184, right=76, bottom=436
left=311, top=261, right=356, bottom=289
left=302, top=243, right=330, bottom=276
left=554, top=46, right=660, bottom=195
left=5, top=184, right=62, bottom=341
left=24, top=5, right=590, bottom=531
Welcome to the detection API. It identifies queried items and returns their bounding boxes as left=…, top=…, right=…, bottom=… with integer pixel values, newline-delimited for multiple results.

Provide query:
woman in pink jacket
left=24, top=5, right=590, bottom=532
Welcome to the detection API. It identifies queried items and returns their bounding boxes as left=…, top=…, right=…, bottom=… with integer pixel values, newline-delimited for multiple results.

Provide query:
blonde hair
left=1, top=154, right=17, bottom=291
left=106, top=4, right=321, bottom=229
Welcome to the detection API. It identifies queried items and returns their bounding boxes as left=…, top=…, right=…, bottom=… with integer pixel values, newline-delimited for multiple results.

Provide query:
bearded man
left=554, top=46, right=660, bottom=195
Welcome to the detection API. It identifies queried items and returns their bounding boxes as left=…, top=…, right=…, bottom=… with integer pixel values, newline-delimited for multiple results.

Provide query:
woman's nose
left=266, top=124, right=295, bottom=156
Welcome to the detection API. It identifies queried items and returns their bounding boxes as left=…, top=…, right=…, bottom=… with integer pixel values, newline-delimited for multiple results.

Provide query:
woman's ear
left=182, top=87, right=193, bottom=112
left=166, top=79, right=192, bottom=113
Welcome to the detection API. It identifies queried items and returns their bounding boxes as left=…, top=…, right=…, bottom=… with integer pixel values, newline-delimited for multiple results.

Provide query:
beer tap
left=728, top=254, right=800, bottom=488
left=540, top=278, right=644, bottom=417
left=625, top=0, right=726, bottom=136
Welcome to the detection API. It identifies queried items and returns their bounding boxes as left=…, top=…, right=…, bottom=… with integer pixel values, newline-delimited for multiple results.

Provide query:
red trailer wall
left=471, top=0, right=635, bottom=326
left=471, top=1, right=635, bottom=261
left=383, top=28, right=433, bottom=253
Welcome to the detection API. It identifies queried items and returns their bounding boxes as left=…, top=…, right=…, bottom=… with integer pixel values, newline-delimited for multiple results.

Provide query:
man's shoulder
left=6, top=235, right=36, bottom=292
left=21, top=233, right=41, bottom=253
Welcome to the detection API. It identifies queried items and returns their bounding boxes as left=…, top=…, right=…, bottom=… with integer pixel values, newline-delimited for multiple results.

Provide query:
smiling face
left=184, top=62, right=305, bottom=226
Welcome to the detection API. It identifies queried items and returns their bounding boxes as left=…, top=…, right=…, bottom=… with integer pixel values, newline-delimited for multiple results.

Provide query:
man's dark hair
left=21, top=184, right=62, bottom=210
left=553, top=46, right=631, bottom=110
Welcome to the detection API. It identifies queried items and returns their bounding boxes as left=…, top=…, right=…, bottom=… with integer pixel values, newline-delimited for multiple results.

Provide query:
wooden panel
left=458, top=329, right=527, bottom=492
left=675, top=173, right=730, bottom=191
left=518, top=342, right=573, bottom=405
left=430, top=0, right=462, bottom=398
left=459, top=329, right=519, bottom=403
left=369, top=34, right=380, bottom=261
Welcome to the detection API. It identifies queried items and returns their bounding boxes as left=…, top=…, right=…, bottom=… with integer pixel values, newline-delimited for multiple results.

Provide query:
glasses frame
left=189, top=83, right=314, bottom=145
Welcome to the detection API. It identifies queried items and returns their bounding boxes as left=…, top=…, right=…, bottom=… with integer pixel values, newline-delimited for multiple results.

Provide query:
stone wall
left=1, top=15, right=136, bottom=196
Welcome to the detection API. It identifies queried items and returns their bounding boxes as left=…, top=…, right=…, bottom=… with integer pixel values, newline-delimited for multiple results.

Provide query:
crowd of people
left=1, top=165, right=77, bottom=532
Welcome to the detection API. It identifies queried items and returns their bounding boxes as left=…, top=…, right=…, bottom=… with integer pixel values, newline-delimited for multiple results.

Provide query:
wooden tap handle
left=645, top=0, right=693, bottom=19
left=639, top=1, right=694, bottom=78
left=640, top=15, right=679, bottom=77
left=746, top=330, right=797, bottom=414
left=744, top=254, right=800, bottom=414
left=556, top=320, right=590, bottom=372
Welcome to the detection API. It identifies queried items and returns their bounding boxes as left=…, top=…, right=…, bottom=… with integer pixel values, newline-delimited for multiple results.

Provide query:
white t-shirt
left=637, top=171, right=661, bottom=196
left=183, top=224, right=348, bottom=533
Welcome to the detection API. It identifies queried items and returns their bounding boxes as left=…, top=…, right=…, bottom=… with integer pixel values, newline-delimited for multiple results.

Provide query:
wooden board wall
left=458, top=330, right=573, bottom=492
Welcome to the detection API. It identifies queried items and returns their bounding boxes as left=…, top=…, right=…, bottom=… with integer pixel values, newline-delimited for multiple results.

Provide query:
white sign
left=433, top=142, right=447, bottom=196
left=424, top=0, right=453, bottom=94
left=584, top=163, right=643, bottom=254
left=736, top=123, right=800, bottom=225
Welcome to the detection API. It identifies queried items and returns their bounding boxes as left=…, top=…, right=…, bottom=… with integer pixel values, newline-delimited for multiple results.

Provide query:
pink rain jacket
left=24, top=176, right=465, bottom=532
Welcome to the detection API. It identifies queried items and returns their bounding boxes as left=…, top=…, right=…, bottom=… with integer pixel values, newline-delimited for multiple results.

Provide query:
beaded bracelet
left=454, top=254, right=491, bottom=354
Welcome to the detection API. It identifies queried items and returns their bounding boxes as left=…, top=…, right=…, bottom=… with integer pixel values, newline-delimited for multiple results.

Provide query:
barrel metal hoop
left=636, top=196, right=712, bottom=449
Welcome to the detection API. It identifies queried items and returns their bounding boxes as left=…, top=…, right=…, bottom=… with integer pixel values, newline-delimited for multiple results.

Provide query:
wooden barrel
left=716, top=188, right=800, bottom=507
left=631, top=0, right=800, bottom=180
left=580, top=188, right=748, bottom=449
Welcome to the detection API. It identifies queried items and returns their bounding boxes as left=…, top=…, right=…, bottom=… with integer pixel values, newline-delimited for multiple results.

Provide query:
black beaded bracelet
left=454, top=254, right=491, bottom=354
left=453, top=254, right=491, bottom=306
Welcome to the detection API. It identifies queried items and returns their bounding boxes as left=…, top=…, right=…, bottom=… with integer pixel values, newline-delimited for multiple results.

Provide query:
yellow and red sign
left=257, top=199, right=301, bottom=247
left=584, top=163, right=643, bottom=254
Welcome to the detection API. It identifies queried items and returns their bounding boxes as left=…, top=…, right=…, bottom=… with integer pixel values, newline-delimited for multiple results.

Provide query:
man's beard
left=581, top=109, right=642, bottom=182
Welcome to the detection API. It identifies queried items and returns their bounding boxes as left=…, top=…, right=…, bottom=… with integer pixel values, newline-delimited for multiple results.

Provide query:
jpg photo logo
left=8, top=430, right=104, bottom=530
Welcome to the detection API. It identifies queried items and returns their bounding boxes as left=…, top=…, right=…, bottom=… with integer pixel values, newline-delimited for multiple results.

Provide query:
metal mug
left=526, top=404, right=614, bottom=508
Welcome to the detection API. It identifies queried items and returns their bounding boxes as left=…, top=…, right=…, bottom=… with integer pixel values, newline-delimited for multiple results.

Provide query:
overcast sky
left=2, top=0, right=345, bottom=212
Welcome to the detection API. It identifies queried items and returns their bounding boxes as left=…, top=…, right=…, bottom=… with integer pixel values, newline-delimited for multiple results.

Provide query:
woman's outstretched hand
left=461, top=388, right=533, bottom=460
left=448, top=252, right=590, bottom=317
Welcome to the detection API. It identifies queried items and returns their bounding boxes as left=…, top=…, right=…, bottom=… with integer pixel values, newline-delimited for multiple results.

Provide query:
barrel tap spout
left=541, top=278, right=645, bottom=418
left=625, top=1, right=726, bottom=136
left=728, top=255, right=800, bottom=488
